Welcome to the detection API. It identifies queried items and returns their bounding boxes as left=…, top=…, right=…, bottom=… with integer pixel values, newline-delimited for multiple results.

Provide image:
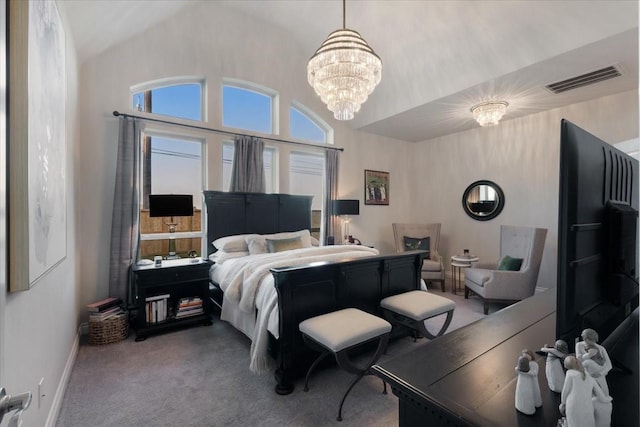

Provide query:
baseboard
left=45, top=326, right=81, bottom=427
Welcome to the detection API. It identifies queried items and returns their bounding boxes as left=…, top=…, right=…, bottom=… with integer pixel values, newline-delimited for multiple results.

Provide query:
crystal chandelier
left=307, top=0, right=382, bottom=121
left=471, top=101, right=509, bottom=126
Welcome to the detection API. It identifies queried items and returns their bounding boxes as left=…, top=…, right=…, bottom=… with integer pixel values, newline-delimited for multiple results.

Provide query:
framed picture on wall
left=364, top=170, right=389, bottom=205
left=8, top=0, right=67, bottom=291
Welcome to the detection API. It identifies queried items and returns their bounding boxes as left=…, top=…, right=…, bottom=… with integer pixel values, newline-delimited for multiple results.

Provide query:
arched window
left=132, top=78, right=204, bottom=121
left=290, top=102, right=332, bottom=144
left=222, top=81, right=277, bottom=134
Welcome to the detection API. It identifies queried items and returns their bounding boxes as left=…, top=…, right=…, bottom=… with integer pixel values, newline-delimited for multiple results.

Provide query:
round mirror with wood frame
left=462, top=180, right=505, bottom=221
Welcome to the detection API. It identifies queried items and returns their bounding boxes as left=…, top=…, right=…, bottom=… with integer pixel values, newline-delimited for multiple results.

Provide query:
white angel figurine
left=576, top=328, right=612, bottom=396
left=521, top=349, right=542, bottom=408
left=515, top=355, right=538, bottom=415
left=560, top=356, right=612, bottom=427
left=540, top=339, right=569, bottom=393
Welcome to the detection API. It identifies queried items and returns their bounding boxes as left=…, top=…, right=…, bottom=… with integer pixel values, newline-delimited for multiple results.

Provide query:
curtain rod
left=112, top=111, right=344, bottom=152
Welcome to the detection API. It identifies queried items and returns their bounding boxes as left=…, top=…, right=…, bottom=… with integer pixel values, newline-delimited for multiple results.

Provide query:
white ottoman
left=299, top=308, right=392, bottom=422
left=380, top=290, right=455, bottom=340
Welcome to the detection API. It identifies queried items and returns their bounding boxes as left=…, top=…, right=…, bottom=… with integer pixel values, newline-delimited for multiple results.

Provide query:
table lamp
left=149, top=194, right=194, bottom=259
left=332, top=199, right=359, bottom=244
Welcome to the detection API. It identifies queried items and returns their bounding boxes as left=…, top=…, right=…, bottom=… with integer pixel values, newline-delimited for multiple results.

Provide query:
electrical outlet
left=38, top=378, right=45, bottom=408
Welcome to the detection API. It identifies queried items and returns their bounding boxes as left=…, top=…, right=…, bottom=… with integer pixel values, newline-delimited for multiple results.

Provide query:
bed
left=204, top=191, right=426, bottom=394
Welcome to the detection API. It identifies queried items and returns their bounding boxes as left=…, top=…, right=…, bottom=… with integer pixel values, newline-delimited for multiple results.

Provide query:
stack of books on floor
left=87, top=297, right=124, bottom=321
left=146, top=294, right=170, bottom=324
left=175, top=297, right=203, bottom=319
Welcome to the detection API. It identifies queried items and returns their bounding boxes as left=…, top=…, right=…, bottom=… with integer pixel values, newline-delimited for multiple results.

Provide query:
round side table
left=450, top=255, right=479, bottom=294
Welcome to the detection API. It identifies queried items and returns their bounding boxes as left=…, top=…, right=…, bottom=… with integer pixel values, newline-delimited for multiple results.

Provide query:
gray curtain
left=323, top=149, right=340, bottom=244
left=229, top=135, right=265, bottom=192
left=109, top=117, right=141, bottom=305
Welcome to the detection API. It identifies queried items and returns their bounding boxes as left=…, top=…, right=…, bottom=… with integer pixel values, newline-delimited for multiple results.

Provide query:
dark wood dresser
left=372, top=290, right=638, bottom=426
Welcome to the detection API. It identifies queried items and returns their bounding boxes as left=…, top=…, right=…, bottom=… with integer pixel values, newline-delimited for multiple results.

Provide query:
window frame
left=138, top=127, right=207, bottom=257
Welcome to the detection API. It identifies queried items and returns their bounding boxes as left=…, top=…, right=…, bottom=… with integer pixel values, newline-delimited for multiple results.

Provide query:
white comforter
left=212, top=245, right=379, bottom=373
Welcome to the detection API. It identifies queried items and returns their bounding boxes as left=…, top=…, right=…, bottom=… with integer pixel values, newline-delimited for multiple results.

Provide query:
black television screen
left=557, top=119, right=639, bottom=351
left=148, top=194, right=194, bottom=218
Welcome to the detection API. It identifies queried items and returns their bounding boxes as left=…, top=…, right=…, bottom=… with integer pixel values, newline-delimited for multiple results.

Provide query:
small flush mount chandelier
left=307, top=0, right=382, bottom=121
left=471, top=101, right=509, bottom=126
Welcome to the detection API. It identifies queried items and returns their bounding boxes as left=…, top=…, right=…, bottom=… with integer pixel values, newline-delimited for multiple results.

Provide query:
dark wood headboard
left=203, top=191, right=313, bottom=255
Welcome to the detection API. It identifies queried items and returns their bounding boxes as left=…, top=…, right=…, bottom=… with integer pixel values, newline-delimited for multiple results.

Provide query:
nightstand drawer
left=136, top=264, right=209, bottom=286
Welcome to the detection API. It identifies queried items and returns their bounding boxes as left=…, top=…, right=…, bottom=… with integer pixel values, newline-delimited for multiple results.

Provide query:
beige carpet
left=56, top=286, right=489, bottom=427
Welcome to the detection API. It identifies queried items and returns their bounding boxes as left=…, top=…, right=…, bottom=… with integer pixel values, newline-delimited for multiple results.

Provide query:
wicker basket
left=88, top=313, right=129, bottom=345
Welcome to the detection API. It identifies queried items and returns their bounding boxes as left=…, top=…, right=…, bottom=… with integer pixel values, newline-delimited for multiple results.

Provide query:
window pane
left=132, top=83, right=202, bottom=121
left=149, top=136, right=202, bottom=207
left=222, top=143, right=275, bottom=193
left=290, top=152, right=324, bottom=240
left=290, top=106, right=326, bottom=143
left=223, top=85, right=272, bottom=133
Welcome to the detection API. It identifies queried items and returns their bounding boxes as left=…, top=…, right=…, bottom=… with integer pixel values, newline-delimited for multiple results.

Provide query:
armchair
left=392, top=223, right=445, bottom=292
left=464, top=225, right=547, bottom=314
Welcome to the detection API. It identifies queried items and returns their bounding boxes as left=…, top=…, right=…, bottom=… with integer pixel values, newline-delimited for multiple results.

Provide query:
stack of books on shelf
left=87, top=297, right=124, bottom=322
left=175, top=297, right=203, bottom=319
left=146, top=294, right=170, bottom=324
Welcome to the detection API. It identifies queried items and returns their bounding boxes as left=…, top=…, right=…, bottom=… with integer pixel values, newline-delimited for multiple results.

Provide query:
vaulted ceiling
left=60, top=0, right=638, bottom=142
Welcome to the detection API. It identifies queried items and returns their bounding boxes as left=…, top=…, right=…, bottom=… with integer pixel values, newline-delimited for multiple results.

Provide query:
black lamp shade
left=332, top=199, right=359, bottom=216
left=149, top=194, right=194, bottom=217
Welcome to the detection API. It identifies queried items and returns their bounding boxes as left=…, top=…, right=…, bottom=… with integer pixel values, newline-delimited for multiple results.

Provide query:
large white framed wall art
left=8, top=0, right=66, bottom=291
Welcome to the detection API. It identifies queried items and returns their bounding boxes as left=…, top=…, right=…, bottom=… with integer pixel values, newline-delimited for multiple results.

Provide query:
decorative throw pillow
left=213, top=234, right=258, bottom=252
left=403, top=236, right=430, bottom=259
left=246, top=230, right=312, bottom=255
left=498, top=255, right=523, bottom=271
left=266, top=237, right=304, bottom=253
left=246, top=236, right=269, bottom=255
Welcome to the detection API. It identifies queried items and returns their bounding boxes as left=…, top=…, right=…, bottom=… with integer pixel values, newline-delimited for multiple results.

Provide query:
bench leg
left=335, top=333, right=389, bottom=421
left=303, top=351, right=329, bottom=392
left=419, top=309, right=454, bottom=339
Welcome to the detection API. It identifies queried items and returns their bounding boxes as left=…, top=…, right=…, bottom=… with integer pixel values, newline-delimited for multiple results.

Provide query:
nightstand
left=131, top=258, right=212, bottom=341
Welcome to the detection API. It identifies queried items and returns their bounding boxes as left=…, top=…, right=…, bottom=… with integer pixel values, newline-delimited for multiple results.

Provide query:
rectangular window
left=290, top=151, right=324, bottom=239
left=139, top=134, right=204, bottom=259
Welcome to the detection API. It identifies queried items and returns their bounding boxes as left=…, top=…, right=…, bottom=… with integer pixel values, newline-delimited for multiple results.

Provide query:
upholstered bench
left=299, top=308, right=392, bottom=422
left=380, top=290, right=455, bottom=340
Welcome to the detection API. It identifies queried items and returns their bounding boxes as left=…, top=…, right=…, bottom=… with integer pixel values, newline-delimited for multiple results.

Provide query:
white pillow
left=209, top=250, right=250, bottom=264
left=310, top=236, right=320, bottom=247
left=246, top=229, right=312, bottom=255
left=212, top=234, right=258, bottom=253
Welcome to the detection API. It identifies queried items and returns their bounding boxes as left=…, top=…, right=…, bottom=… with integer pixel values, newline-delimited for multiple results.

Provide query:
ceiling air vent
left=545, top=65, right=622, bottom=94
